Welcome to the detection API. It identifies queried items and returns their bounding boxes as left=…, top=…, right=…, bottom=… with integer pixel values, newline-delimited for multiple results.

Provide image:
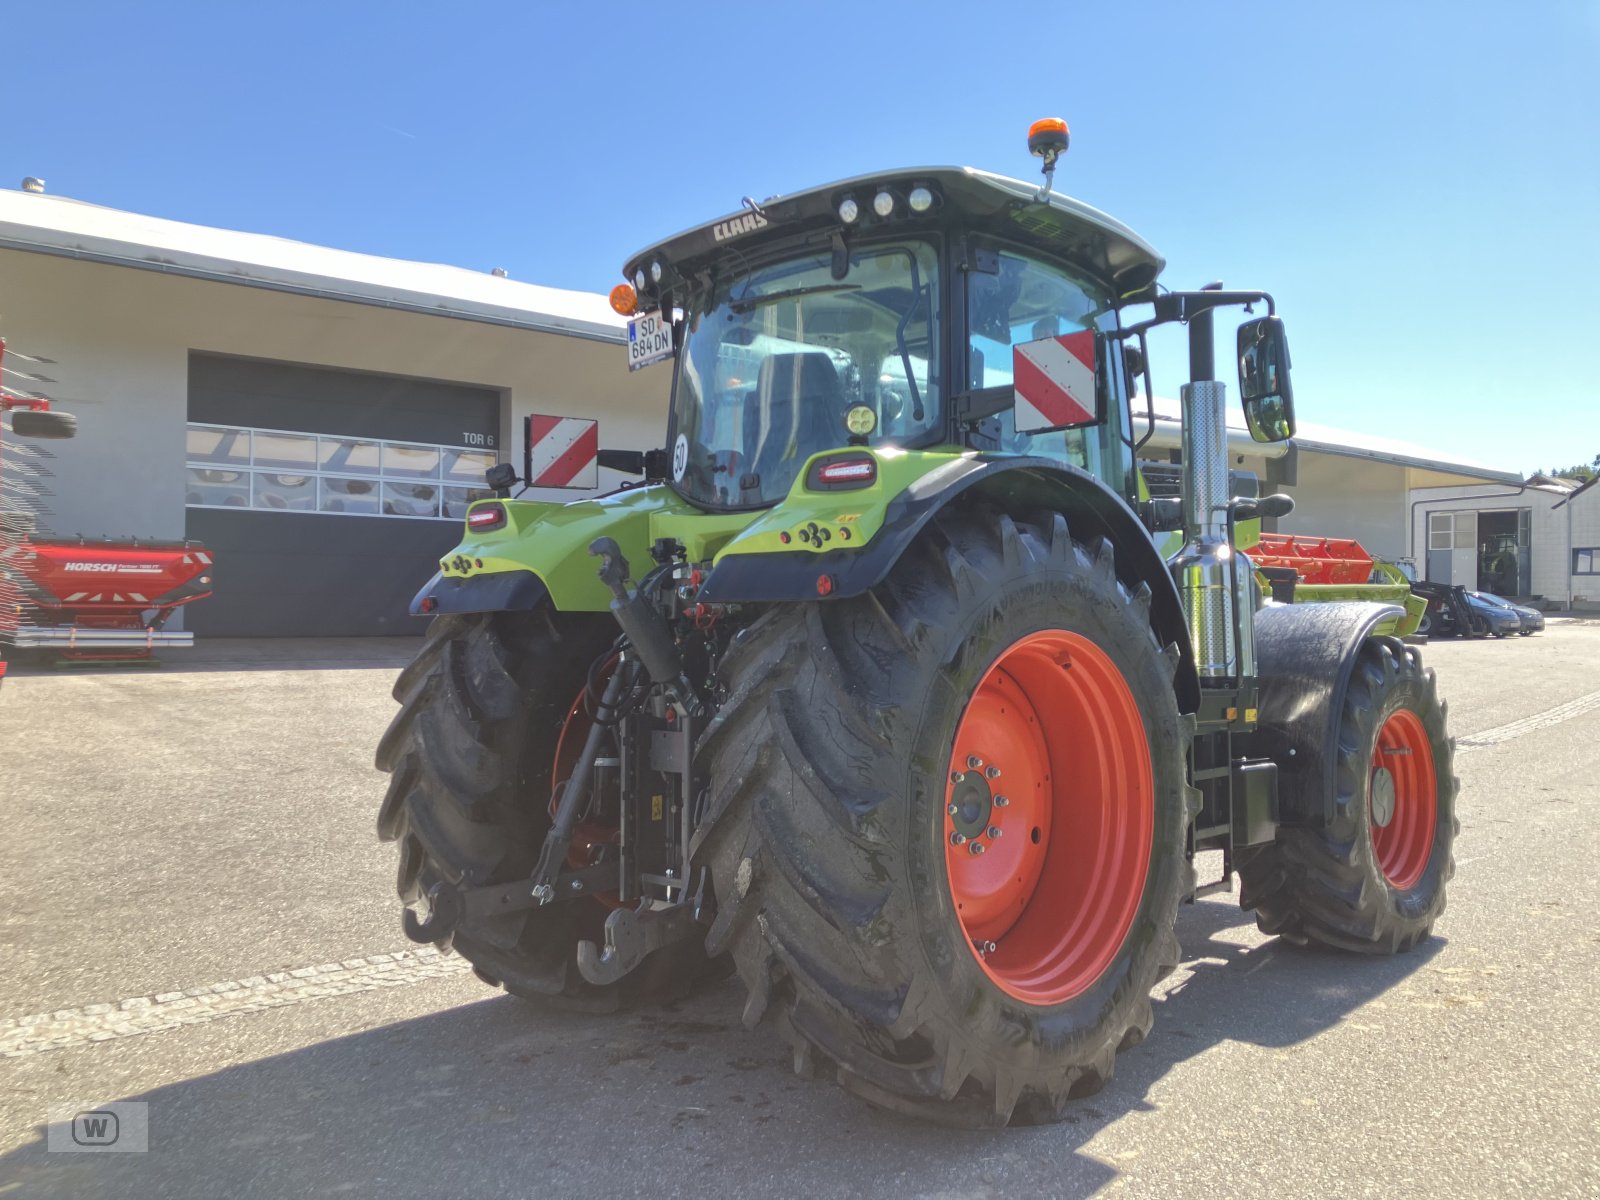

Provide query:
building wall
left=1566, top=485, right=1600, bottom=609
left=1407, top=482, right=1574, bottom=604
left=1276, top=452, right=1410, bottom=562
left=0, top=247, right=666, bottom=546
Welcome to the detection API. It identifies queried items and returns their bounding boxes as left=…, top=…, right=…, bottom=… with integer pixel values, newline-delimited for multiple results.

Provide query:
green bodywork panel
left=1254, top=559, right=1425, bottom=637
left=443, top=447, right=968, bottom=611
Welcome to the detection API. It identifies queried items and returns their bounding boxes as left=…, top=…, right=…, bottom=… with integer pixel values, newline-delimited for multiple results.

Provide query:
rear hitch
left=402, top=881, right=464, bottom=947
left=402, top=860, right=620, bottom=946
left=575, top=904, right=697, bottom=986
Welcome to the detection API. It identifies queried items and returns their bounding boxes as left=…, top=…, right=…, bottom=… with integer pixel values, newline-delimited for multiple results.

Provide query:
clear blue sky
left=8, top=1, right=1598, bottom=475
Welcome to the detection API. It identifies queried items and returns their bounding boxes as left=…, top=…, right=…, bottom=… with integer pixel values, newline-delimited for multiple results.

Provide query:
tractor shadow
left=0, top=899, right=1440, bottom=1199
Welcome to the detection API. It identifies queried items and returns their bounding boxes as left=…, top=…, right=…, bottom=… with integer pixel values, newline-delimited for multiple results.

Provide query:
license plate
left=627, top=310, right=673, bottom=371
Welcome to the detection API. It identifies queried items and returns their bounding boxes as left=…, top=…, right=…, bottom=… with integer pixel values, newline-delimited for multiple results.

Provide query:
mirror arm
left=953, top=386, right=1014, bottom=424
left=1152, top=289, right=1275, bottom=323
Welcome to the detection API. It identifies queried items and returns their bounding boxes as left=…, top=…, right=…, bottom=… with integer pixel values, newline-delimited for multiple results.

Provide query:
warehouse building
left=1130, top=394, right=1517, bottom=565
left=1, top=187, right=657, bottom=635
left=0, top=185, right=1531, bottom=637
left=1408, top=474, right=1600, bottom=610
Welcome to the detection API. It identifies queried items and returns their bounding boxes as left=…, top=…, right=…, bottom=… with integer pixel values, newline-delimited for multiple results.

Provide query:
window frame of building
left=185, top=422, right=496, bottom=522
left=1575, top=548, right=1600, bottom=575
left=1427, top=509, right=1482, bottom=551
left=1428, top=511, right=1454, bottom=551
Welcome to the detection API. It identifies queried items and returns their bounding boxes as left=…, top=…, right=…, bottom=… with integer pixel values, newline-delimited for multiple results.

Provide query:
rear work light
left=467, top=502, right=507, bottom=531
left=806, top=454, right=877, bottom=492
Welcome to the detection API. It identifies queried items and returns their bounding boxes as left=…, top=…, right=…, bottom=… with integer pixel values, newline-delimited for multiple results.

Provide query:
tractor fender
left=410, top=569, right=548, bottom=617
left=1241, top=600, right=1406, bottom=826
left=697, top=456, right=1199, bottom=712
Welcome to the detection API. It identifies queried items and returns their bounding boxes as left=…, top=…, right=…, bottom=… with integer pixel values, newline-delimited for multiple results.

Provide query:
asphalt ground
left=1, top=622, right=1597, bottom=1198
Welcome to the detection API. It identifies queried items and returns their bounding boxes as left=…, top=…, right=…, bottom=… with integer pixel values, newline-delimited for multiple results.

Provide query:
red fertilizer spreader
left=3, top=335, right=213, bottom=675
left=3, top=536, right=214, bottom=661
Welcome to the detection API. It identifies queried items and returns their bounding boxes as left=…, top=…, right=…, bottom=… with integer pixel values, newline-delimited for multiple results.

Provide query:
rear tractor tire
left=696, top=507, right=1193, bottom=1127
left=376, top=609, right=726, bottom=1011
left=1239, top=638, right=1457, bottom=953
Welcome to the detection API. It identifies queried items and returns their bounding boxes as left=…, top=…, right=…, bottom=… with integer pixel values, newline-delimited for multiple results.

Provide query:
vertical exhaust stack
left=1174, top=378, right=1238, bottom=678
left=1170, top=293, right=1254, bottom=681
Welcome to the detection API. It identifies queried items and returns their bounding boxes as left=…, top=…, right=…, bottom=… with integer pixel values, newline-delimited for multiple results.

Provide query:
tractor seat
left=746, top=352, right=845, bottom=494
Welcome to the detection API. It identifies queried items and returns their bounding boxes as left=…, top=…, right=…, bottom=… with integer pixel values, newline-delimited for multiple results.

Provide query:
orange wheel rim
left=1369, top=708, right=1437, bottom=890
left=944, top=629, right=1153, bottom=1005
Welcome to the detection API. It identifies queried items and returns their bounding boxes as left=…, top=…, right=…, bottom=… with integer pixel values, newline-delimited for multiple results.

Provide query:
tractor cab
left=614, top=163, right=1166, bottom=511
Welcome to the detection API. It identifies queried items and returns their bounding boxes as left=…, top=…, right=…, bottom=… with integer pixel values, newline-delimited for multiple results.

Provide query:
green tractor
left=376, top=121, right=1457, bottom=1126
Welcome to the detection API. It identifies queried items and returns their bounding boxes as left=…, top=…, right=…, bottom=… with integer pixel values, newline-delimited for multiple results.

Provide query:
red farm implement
left=2, top=338, right=213, bottom=678
left=1251, top=532, right=1374, bottom=585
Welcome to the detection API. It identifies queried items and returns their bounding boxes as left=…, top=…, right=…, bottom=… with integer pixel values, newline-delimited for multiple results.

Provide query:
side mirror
left=1121, top=342, right=1145, bottom=399
left=1237, top=316, right=1295, bottom=443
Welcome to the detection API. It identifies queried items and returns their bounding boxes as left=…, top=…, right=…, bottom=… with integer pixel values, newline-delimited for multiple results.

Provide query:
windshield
left=671, top=239, right=939, bottom=507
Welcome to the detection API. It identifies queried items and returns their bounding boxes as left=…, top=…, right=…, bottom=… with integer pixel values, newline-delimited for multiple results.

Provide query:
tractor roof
left=623, top=166, right=1166, bottom=298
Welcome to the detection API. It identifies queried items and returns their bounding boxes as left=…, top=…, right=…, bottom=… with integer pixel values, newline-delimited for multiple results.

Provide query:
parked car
left=1462, top=591, right=1523, bottom=638
left=1470, top=591, right=1544, bottom=636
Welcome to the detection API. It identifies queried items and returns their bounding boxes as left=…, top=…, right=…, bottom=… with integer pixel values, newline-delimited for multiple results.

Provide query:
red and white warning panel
left=524, top=414, right=599, bottom=489
left=1012, top=330, right=1099, bottom=433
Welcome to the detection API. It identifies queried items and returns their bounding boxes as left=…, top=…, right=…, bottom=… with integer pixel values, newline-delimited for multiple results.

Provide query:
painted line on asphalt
left=0, top=947, right=470, bottom=1059
left=1455, top=688, right=1600, bottom=751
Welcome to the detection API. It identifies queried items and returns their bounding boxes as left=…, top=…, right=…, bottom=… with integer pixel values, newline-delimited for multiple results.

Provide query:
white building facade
left=1409, top=477, right=1600, bottom=609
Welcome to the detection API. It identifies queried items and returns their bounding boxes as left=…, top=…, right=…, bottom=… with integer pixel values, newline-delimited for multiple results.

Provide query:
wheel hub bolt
left=993, top=795, right=1010, bottom=807
left=966, top=755, right=984, bottom=770
left=968, top=841, right=985, bottom=856
left=950, top=770, right=964, bottom=783
left=950, top=832, right=967, bottom=846
left=984, top=766, right=1001, bottom=780
left=947, top=802, right=959, bottom=816
left=987, top=826, right=1002, bottom=839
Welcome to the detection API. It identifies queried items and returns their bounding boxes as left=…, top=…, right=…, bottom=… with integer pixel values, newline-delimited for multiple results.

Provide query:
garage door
left=184, top=353, right=500, bottom=637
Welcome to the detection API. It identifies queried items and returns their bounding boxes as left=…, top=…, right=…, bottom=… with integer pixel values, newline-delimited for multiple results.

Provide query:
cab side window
left=967, top=250, right=1124, bottom=487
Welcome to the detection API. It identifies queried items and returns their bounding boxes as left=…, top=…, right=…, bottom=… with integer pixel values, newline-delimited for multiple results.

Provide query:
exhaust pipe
left=13, top=627, right=194, bottom=650
left=1171, top=380, right=1239, bottom=679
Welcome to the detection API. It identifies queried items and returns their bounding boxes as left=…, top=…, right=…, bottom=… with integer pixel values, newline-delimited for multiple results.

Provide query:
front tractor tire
left=375, top=609, right=723, bottom=1010
left=697, top=507, right=1192, bottom=1127
left=1239, top=638, right=1457, bottom=953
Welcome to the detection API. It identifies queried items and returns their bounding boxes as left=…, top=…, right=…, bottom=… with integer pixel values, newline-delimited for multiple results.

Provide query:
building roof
left=1134, top=396, right=1520, bottom=486
left=0, top=188, right=628, bottom=344
left=1554, top=473, right=1599, bottom=508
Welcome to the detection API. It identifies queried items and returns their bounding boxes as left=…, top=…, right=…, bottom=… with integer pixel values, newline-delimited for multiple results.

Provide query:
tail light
left=467, top=502, right=507, bottom=531
left=806, top=454, right=877, bottom=492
